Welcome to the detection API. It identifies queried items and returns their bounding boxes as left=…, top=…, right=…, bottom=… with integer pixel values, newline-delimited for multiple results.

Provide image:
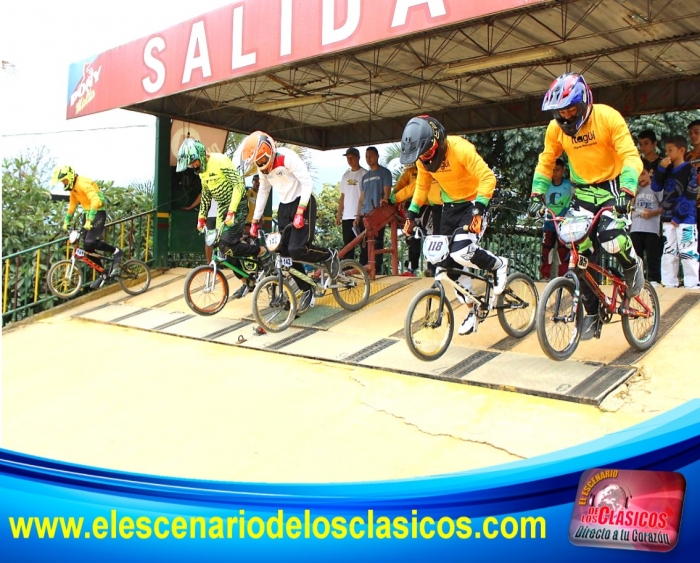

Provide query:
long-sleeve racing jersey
left=197, top=153, right=247, bottom=237
left=253, top=147, right=313, bottom=221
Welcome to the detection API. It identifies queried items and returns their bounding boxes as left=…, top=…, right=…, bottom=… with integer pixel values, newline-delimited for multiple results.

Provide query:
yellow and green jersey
left=409, top=136, right=495, bottom=213
left=66, top=176, right=105, bottom=222
left=197, top=153, right=246, bottom=235
left=394, top=166, right=442, bottom=206
left=533, top=104, right=642, bottom=196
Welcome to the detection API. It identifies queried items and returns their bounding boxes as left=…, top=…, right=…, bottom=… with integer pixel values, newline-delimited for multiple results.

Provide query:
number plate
left=276, top=255, right=293, bottom=268
left=265, top=232, right=281, bottom=248
left=423, top=235, right=450, bottom=264
left=75, top=248, right=85, bottom=257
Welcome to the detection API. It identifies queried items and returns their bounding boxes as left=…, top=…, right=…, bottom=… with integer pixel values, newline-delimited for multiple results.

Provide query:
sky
left=0, top=1, right=388, bottom=190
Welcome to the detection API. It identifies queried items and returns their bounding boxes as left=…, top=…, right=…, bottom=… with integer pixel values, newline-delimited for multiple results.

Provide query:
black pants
left=82, top=211, right=116, bottom=268
left=440, top=202, right=497, bottom=272
left=358, top=222, right=385, bottom=276
left=278, top=195, right=330, bottom=292
left=341, top=219, right=357, bottom=260
left=631, top=231, right=661, bottom=283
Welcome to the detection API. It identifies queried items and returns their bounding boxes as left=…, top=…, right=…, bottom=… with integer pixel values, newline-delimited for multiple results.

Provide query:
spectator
left=391, top=164, right=442, bottom=275
left=336, top=148, right=366, bottom=260
left=182, top=192, right=218, bottom=264
left=638, top=129, right=661, bottom=170
left=354, top=146, right=392, bottom=275
left=540, top=158, right=573, bottom=280
left=631, top=162, right=662, bottom=287
left=652, top=134, right=699, bottom=288
left=685, top=119, right=700, bottom=255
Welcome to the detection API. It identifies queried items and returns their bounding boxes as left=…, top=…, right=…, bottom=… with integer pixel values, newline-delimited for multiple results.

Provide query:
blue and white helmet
left=542, top=73, right=593, bottom=138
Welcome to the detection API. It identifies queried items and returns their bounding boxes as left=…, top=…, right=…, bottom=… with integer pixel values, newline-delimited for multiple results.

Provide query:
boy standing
left=638, top=129, right=661, bottom=170
left=631, top=163, right=663, bottom=287
left=685, top=119, right=700, bottom=255
left=652, top=135, right=699, bottom=288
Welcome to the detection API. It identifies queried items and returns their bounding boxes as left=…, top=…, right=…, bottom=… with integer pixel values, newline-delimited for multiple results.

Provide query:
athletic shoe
left=90, top=274, right=106, bottom=290
left=230, top=284, right=249, bottom=300
left=580, top=314, right=601, bottom=341
left=458, top=311, right=477, bottom=335
left=324, top=249, right=340, bottom=279
left=650, top=281, right=661, bottom=288
left=623, top=257, right=644, bottom=297
left=110, top=249, right=124, bottom=277
left=493, top=257, right=509, bottom=295
left=297, top=290, right=314, bottom=314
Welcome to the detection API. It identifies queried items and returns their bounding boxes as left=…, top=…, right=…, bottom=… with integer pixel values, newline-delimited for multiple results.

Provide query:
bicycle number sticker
left=277, top=256, right=293, bottom=268
left=75, top=249, right=85, bottom=257
left=423, top=236, right=450, bottom=264
left=265, top=233, right=281, bottom=248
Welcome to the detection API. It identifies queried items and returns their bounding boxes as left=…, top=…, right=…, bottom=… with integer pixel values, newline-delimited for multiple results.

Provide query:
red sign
left=66, top=0, right=545, bottom=119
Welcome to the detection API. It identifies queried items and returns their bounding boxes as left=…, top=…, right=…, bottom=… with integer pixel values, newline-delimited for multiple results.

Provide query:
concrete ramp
left=73, top=268, right=700, bottom=406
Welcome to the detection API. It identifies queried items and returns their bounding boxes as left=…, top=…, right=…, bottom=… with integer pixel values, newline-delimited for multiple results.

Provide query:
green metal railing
left=1, top=209, right=156, bottom=325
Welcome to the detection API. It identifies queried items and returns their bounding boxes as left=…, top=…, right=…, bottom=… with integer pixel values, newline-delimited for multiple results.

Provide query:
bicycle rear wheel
left=497, top=272, right=538, bottom=338
left=47, top=260, right=83, bottom=299
left=622, top=281, right=660, bottom=351
left=405, top=288, right=454, bottom=361
left=332, top=259, right=370, bottom=311
left=252, top=276, right=297, bottom=333
left=184, top=265, right=229, bottom=316
left=536, top=277, right=583, bottom=361
left=118, top=259, right=151, bottom=296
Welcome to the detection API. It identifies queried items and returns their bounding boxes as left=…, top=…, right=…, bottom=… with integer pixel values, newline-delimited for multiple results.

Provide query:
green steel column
left=153, top=117, right=172, bottom=268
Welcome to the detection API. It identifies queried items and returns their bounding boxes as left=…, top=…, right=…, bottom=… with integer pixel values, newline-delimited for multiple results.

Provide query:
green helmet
left=51, top=165, right=76, bottom=190
left=176, top=138, right=207, bottom=173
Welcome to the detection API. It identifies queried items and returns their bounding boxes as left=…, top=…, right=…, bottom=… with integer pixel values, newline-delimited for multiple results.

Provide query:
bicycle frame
left=548, top=207, right=653, bottom=321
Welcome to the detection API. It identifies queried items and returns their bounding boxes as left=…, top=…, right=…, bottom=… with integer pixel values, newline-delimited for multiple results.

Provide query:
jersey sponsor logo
left=572, top=131, right=597, bottom=145
left=347, top=178, right=358, bottom=185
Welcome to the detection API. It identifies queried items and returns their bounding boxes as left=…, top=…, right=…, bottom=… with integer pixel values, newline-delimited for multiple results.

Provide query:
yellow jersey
left=67, top=175, right=104, bottom=221
left=393, top=166, right=442, bottom=206
left=533, top=104, right=642, bottom=195
left=409, top=136, right=495, bottom=213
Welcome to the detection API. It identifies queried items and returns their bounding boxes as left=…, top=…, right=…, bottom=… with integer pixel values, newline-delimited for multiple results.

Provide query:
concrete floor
left=2, top=270, right=699, bottom=483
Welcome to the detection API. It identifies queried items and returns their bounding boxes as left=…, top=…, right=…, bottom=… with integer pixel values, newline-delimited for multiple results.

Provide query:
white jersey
left=253, top=147, right=313, bottom=221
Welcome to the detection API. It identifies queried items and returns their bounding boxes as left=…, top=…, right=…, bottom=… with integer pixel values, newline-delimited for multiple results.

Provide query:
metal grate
left=203, top=321, right=250, bottom=340
left=490, top=335, right=521, bottom=351
left=266, top=329, right=318, bottom=351
left=441, top=350, right=499, bottom=379
left=613, top=293, right=700, bottom=366
left=566, top=366, right=635, bottom=404
left=344, top=339, right=398, bottom=362
left=152, top=314, right=194, bottom=331
left=111, top=308, right=150, bottom=323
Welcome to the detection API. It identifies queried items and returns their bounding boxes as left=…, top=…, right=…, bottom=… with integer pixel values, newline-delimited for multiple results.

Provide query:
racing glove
left=527, top=194, right=545, bottom=218
left=403, top=209, right=418, bottom=236
left=224, top=211, right=235, bottom=226
left=83, top=219, right=93, bottom=231
left=468, top=202, right=486, bottom=234
left=196, top=218, right=206, bottom=232
left=614, top=189, right=634, bottom=214
left=250, top=221, right=260, bottom=238
left=293, top=206, right=306, bottom=229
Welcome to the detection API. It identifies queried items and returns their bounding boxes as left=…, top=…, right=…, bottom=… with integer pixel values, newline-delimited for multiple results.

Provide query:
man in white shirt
left=241, top=131, right=340, bottom=311
left=336, top=147, right=366, bottom=260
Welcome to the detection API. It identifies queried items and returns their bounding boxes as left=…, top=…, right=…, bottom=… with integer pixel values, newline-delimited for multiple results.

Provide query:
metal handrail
left=2, top=209, right=156, bottom=325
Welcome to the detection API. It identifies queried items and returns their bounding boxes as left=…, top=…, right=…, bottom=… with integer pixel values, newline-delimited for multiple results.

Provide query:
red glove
left=293, top=207, right=306, bottom=229
left=250, top=221, right=260, bottom=237
left=196, top=218, right=206, bottom=231
left=224, top=211, right=235, bottom=226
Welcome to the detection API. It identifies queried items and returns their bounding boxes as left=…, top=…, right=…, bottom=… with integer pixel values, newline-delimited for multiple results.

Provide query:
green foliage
left=313, top=182, right=343, bottom=250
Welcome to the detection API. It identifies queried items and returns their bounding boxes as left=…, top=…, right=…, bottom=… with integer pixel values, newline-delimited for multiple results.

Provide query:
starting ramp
left=71, top=268, right=700, bottom=406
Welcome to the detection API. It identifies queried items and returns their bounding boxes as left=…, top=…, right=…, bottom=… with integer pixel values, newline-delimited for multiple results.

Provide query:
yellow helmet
left=239, top=131, right=276, bottom=175
left=51, top=165, right=76, bottom=191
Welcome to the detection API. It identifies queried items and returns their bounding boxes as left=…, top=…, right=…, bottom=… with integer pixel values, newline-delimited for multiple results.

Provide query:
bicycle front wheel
left=405, top=288, right=454, bottom=361
left=497, top=272, right=538, bottom=338
left=47, top=260, right=83, bottom=299
left=332, top=259, right=370, bottom=311
left=184, top=265, right=229, bottom=316
left=252, top=276, right=297, bottom=333
left=118, top=260, right=151, bottom=296
left=536, top=277, right=583, bottom=361
left=622, top=281, right=660, bottom=351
